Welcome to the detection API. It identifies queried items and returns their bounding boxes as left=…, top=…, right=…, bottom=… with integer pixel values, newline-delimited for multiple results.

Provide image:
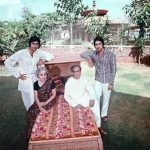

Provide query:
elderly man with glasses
left=64, top=64, right=106, bottom=134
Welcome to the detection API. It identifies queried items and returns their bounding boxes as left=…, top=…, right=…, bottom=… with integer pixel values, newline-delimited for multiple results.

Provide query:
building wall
left=42, top=45, right=150, bottom=64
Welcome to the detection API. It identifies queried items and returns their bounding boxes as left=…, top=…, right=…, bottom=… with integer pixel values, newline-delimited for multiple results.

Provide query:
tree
left=118, top=24, right=129, bottom=45
left=44, top=12, right=63, bottom=44
left=54, top=0, right=87, bottom=44
left=21, top=11, right=63, bottom=44
left=84, top=15, right=110, bottom=43
left=0, top=21, right=26, bottom=55
left=0, top=11, right=63, bottom=55
left=124, top=0, right=150, bottom=63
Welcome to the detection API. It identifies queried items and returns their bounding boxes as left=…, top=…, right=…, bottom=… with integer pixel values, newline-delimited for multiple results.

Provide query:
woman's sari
left=26, top=79, right=56, bottom=140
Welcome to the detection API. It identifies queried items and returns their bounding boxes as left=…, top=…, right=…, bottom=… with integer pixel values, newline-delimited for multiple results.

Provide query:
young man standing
left=4, top=35, right=54, bottom=110
left=80, top=36, right=116, bottom=122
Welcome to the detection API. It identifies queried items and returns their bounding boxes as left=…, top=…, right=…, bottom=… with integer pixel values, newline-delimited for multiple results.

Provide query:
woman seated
left=26, top=67, right=56, bottom=141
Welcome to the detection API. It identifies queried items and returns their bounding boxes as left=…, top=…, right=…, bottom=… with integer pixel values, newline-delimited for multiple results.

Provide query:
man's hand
left=18, top=73, right=27, bottom=80
left=37, top=59, right=46, bottom=66
left=108, top=84, right=113, bottom=90
left=87, top=58, right=94, bottom=68
left=89, top=99, right=95, bottom=107
left=76, top=104, right=83, bottom=109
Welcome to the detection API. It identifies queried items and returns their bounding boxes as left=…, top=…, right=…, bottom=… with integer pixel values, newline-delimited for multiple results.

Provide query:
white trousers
left=21, top=90, right=34, bottom=110
left=90, top=99, right=101, bottom=128
left=94, top=80, right=111, bottom=117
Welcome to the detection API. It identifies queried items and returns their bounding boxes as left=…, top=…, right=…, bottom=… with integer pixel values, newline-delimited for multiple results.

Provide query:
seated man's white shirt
left=64, top=76, right=96, bottom=107
left=64, top=76, right=101, bottom=127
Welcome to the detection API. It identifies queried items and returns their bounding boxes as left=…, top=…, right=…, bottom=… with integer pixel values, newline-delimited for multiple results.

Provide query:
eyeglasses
left=72, top=70, right=81, bottom=73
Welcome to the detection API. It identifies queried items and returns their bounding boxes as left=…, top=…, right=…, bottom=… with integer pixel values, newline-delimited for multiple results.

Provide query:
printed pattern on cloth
left=51, top=76, right=64, bottom=94
left=30, top=95, right=99, bottom=141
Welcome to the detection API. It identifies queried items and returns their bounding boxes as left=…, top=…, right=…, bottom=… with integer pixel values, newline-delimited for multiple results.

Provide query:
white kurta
left=4, top=48, right=54, bottom=110
left=64, top=76, right=95, bottom=107
left=64, top=76, right=101, bottom=127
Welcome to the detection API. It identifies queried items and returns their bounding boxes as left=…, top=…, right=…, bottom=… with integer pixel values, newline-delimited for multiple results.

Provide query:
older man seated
left=64, top=64, right=106, bottom=135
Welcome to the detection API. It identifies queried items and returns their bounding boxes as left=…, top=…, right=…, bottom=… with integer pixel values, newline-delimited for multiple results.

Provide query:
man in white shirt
left=64, top=64, right=106, bottom=134
left=4, top=35, right=54, bottom=110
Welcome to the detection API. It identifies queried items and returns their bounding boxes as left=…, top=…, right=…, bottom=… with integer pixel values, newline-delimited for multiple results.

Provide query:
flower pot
left=81, top=9, right=108, bottom=16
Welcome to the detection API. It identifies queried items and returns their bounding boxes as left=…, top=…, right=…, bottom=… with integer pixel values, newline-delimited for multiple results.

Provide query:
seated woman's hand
left=40, top=107, right=48, bottom=114
left=40, top=102, right=48, bottom=107
left=89, top=99, right=95, bottom=107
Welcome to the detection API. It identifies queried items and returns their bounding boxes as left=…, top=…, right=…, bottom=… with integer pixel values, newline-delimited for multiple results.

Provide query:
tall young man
left=4, top=35, right=54, bottom=110
left=80, top=36, right=116, bottom=122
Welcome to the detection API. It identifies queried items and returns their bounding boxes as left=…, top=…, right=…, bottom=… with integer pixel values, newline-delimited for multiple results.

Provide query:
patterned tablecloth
left=30, top=95, right=99, bottom=141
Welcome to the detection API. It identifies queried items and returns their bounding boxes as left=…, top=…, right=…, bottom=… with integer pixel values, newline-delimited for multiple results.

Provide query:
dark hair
left=29, top=35, right=41, bottom=47
left=70, top=64, right=81, bottom=72
left=93, top=36, right=105, bottom=48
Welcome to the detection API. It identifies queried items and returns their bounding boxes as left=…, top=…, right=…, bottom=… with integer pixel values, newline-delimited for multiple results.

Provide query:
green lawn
left=0, top=63, right=150, bottom=150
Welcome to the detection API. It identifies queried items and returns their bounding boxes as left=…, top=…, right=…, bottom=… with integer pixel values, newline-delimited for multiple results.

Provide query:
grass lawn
left=0, top=63, right=150, bottom=150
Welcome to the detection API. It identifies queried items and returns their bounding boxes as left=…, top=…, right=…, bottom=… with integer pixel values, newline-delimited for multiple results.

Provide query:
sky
left=0, top=0, right=131, bottom=21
